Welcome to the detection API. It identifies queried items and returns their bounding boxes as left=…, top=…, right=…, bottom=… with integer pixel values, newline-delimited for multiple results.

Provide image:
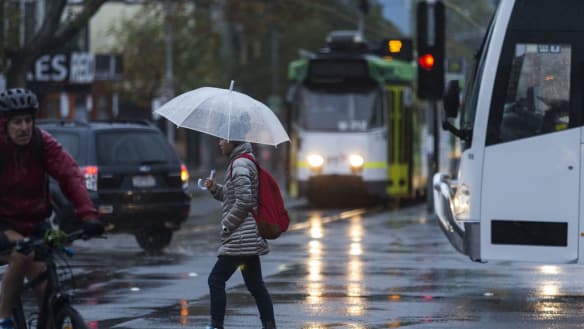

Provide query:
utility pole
left=270, top=25, right=279, bottom=100
left=357, top=0, right=369, bottom=37
left=163, top=0, right=175, bottom=144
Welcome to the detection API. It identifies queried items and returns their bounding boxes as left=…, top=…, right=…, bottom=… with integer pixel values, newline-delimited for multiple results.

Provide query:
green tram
left=286, top=33, right=430, bottom=206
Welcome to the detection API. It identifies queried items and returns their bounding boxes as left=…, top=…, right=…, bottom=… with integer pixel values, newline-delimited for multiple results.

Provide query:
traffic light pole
left=416, top=0, right=445, bottom=213
left=425, top=99, right=440, bottom=213
left=420, top=105, right=442, bottom=214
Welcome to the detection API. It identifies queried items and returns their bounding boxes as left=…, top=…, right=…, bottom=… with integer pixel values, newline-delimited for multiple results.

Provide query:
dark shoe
left=205, top=325, right=223, bottom=329
left=262, top=320, right=276, bottom=329
left=0, top=317, right=14, bottom=329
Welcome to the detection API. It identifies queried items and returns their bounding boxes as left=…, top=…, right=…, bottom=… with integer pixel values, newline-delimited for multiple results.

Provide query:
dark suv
left=37, top=119, right=192, bottom=252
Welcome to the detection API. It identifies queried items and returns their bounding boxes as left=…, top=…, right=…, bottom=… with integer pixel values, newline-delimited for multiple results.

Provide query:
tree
left=441, top=0, right=496, bottom=63
left=1, top=0, right=107, bottom=88
left=222, top=0, right=400, bottom=102
left=108, top=0, right=400, bottom=113
left=109, top=1, right=224, bottom=110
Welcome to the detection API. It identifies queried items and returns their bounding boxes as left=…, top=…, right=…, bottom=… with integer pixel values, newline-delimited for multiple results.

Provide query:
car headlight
left=307, top=154, right=324, bottom=170
left=348, top=154, right=364, bottom=173
left=452, top=184, right=471, bottom=220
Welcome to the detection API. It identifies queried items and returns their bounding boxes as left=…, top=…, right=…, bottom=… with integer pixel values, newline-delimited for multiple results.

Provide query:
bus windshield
left=295, top=85, right=383, bottom=132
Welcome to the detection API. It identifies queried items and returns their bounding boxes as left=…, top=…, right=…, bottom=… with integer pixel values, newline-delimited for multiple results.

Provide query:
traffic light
left=379, top=38, right=413, bottom=61
left=416, top=0, right=445, bottom=100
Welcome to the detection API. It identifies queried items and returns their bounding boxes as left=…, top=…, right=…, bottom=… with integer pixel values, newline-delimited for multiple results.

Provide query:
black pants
left=208, top=255, right=275, bottom=327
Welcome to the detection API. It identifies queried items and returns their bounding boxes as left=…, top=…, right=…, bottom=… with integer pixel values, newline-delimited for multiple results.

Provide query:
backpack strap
left=34, top=128, right=49, bottom=205
left=34, top=127, right=46, bottom=167
left=230, top=153, right=258, bottom=177
left=230, top=153, right=262, bottom=220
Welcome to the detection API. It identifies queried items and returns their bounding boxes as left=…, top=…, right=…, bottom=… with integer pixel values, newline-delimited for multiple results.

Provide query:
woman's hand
left=204, top=178, right=216, bottom=192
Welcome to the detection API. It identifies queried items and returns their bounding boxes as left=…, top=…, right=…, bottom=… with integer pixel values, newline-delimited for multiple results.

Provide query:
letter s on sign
left=52, top=55, right=67, bottom=82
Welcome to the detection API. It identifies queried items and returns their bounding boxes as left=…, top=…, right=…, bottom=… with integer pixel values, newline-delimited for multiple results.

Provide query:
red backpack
left=230, top=153, right=289, bottom=239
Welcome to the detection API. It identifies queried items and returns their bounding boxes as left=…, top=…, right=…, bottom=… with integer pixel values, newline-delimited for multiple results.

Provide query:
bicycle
left=2, top=228, right=99, bottom=329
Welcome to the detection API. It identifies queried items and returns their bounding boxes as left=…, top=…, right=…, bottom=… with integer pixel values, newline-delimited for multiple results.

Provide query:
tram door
left=385, top=86, right=412, bottom=198
left=480, top=42, right=580, bottom=263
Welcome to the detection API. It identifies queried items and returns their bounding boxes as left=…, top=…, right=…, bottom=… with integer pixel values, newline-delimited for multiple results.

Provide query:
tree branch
left=48, top=0, right=108, bottom=53
left=21, top=0, right=67, bottom=57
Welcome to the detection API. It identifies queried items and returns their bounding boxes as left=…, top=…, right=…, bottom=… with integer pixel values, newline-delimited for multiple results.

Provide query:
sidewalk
left=187, top=167, right=305, bottom=217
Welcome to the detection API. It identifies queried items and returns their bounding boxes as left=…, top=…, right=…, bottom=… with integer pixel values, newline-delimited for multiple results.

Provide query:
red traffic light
left=418, top=53, right=435, bottom=71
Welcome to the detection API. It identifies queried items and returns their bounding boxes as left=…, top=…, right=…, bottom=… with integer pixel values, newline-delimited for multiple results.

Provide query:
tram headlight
left=348, top=154, right=364, bottom=173
left=453, top=184, right=471, bottom=220
left=307, top=154, right=324, bottom=171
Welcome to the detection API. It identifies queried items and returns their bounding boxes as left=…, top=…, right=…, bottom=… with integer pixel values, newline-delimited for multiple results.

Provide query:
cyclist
left=0, top=88, right=104, bottom=329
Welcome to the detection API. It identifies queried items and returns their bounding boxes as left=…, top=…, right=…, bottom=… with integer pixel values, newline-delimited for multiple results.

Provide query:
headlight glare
left=453, top=184, right=471, bottom=220
left=307, top=154, right=324, bottom=169
left=348, top=154, right=364, bottom=168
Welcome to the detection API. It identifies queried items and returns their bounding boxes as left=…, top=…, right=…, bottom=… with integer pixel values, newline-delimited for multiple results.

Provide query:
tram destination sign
left=308, top=59, right=369, bottom=82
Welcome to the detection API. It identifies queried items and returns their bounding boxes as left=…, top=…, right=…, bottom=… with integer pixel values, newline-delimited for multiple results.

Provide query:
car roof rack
left=93, top=119, right=155, bottom=126
left=36, top=118, right=90, bottom=126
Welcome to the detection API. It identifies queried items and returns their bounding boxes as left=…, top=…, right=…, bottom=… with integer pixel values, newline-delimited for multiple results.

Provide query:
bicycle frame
left=9, top=230, right=90, bottom=329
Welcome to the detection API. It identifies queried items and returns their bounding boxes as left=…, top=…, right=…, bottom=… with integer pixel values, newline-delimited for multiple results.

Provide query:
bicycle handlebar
left=1, top=229, right=102, bottom=255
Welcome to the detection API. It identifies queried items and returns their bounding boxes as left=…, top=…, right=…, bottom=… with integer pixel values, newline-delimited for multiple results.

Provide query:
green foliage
left=441, top=0, right=497, bottom=62
left=225, top=0, right=400, bottom=100
left=110, top=2, right=224, bottom=109
left=112, top=0, right=401, bottom=110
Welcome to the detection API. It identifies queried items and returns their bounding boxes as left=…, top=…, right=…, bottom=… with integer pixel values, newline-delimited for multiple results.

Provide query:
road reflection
left=304, top=212, right=368, bottom=326
left=179, top=299, right=189, bottom=325
left=306, top=214, right=324, bottom=308
left=534, top=265, right=562, bottom=320
left=347, top=216, right=364, bottom=317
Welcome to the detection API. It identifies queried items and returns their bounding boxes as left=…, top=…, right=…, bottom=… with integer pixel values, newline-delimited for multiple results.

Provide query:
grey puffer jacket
left=210, top=143, right=268, bottom=256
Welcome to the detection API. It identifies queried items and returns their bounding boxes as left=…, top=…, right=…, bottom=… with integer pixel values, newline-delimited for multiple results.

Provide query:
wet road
left=26, top=199, right=584, bottom=328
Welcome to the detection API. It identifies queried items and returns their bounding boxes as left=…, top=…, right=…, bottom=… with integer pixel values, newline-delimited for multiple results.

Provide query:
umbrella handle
left=196, top=169, right=216, bottom=190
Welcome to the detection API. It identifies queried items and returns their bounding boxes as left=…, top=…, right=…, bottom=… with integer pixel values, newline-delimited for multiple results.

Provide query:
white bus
left=434, top=0, right=583, bottom=263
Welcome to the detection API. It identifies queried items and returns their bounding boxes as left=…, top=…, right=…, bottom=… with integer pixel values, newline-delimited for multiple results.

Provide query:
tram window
left=487, top=43, right=571, bottom=145
left=297, top=86, right=383, bottom=131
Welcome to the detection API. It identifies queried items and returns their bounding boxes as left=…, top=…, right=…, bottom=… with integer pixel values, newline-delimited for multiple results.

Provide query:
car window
left=96, top=130, right=178, bottom=166
left=46, top=131, right=81, bottom=161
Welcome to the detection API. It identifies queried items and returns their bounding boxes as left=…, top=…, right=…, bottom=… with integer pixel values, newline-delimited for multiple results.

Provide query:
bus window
left=457, top=11, right=497, bottom=150
left=487, top=43, right=571, bottom=145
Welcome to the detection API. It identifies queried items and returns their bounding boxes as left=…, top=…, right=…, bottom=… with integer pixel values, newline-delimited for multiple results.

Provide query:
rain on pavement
left=13, top=197, right=584, bottom=329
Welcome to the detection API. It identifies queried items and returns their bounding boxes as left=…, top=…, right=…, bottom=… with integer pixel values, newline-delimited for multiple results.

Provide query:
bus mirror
left=443, top=80, right=460, bottom=118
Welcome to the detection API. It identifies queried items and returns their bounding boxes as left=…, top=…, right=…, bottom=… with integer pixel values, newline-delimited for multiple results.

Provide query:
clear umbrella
left=154, top=81, right=289, bottom=146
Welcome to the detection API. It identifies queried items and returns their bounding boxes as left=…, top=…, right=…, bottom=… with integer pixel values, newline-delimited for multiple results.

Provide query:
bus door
left=480, top=42, right=579, bottom=263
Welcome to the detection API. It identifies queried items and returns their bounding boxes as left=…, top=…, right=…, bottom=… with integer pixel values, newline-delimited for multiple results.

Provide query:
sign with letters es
left=27, top=52, right=95, bottom=84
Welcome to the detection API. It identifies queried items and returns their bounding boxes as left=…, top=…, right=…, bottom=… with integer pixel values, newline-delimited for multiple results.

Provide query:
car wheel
left=134, top=228, right=173, bottom=253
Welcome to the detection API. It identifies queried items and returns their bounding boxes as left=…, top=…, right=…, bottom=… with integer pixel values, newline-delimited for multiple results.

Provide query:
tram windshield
left=294, top=85, right=383, bottom=132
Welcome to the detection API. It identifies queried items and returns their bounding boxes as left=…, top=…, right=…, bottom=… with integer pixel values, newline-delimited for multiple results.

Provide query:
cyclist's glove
left=83, top=219, right=105, bottom=237
left=0, top=232, right=11, bottom=253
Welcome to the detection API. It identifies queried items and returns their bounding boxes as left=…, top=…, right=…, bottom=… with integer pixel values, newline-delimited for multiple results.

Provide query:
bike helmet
left=0, top=88, right=39, bottom=118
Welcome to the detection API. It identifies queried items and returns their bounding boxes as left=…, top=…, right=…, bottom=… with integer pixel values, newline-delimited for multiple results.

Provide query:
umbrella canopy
left=154, top=81, right=289, bottom=146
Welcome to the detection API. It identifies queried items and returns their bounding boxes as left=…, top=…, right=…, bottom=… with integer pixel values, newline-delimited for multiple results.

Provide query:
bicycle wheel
left=54, top=305, right=88, bottom=329
left=11, top=298, right=27, bottom=329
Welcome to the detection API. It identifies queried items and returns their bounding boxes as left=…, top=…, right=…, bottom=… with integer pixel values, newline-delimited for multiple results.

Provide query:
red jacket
left=0, top=127, right=98, bottom=236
